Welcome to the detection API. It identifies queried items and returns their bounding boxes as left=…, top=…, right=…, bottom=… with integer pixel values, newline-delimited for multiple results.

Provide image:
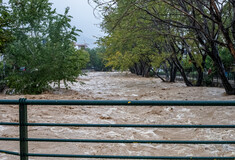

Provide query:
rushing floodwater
left=0, top=72, right=235, bottom=159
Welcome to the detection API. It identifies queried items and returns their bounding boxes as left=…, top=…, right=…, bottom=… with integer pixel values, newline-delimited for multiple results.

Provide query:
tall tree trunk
left=172, top=56, right=193, bottom=86
left=135, top=63, right=142, bottom=75
left=195, top=54, right=207, bottom=86
left=209, top=43, right=235, bottom=94
left=143, top=66, right=150, bottom=77
left=195, top=67, right=203, bottom=86
left=170, top=42, right=193, bottom=86
left=183, top=39, right=205, bottom=86
left=169, top=60, right=177, bottom=82
left=140, top=60, right=145, bottom=77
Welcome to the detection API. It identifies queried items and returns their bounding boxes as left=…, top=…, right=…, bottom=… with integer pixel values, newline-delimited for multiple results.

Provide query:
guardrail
left=0, top=99, right=235, bottom=159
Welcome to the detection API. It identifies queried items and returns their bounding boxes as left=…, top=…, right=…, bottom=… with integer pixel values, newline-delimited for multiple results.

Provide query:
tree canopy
left=1, top=0, right=89, bottom=94
left=92, top=0, right=235, bottom=95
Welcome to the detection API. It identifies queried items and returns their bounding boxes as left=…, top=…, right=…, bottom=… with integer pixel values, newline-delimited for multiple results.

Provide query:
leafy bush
left=3, top=1, right=88, bottom=94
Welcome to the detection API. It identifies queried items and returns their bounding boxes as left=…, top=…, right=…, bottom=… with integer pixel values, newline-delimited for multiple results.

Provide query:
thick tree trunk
left=210, top=43, right=235, bottom=94
left=212, top=56, right=235, bottom=94
left=173, top=56, right=193, bottom=86
left=140, top=61, right=145, bottom=77
left=129, top=66, right=136, bottom=74
left=195, top=68, right=203, bottom=86
left=169, top=62, right=177, bottom=82
left=139, top=60, right=151, bottom=77
left=142, top=66, right=150, bottom=77
left=131, top=61, right=151, bottom=77
left=196, top=54, right=207, bottom=86
left=135, top=63, right=142, bottom=75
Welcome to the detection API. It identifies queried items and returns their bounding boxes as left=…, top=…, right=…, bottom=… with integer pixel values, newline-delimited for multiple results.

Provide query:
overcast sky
left=49, top=0, right=105, bottom=48
left=3, top=0, right=105, bottom=48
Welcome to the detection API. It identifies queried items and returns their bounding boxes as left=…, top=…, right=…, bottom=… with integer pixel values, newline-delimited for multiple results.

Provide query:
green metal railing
left=0, top=99, right=235, bottom=159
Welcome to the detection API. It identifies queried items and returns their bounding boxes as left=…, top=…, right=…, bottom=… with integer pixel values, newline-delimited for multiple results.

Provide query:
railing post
left=19, top=98, right=28, bottom=160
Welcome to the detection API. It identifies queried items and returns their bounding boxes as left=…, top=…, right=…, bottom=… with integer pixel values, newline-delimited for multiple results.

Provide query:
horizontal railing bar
left=1, top=122, right=235, bottom=128
left=22, top=100, right=235, bottom=106
left=27, top=153, right=235, bottom=159
left=0, top=100, right=235, bottom=106
left=0, top=100, right=19, bottom=104
left=27, top=123, right=235, bottom=128
left=0, top=138, right=19, bottom=141
left=0, top=149, right=20, bottom=156
left=0, top=122, right=19, bottom=126
left=2, top=137, right=234, bottom=144
left=26, top=138, right=235, bottom=144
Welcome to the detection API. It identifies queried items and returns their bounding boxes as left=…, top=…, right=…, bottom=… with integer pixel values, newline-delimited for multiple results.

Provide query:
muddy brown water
left=0, top=72, right=235, bottom=160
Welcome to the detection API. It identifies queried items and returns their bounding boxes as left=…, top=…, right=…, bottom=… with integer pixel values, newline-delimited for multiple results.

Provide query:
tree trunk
left=209, top=43, right=235, bottom=94
left=58, top=80, right=60, bottom=89
left=195, top=67, right=203, bottom=86
left=173, top=56, right=193, bottom=86
left=170, top=42, right=193, bottom=86
left=151, top=68, right=166, bottom=82
left=169, top=62, right=177, bottom=82
left=140, top=61, right=145, bottom=77
left=182, top=39, right=206, bottom=86
left=163, top=62, right=170, bottom=81
left=135, top=63, right=142, bottom=75
left=196, top=54, right=207, bottom=86
left=129, top=67, right=135, bottom=74
left=220, top=25, right=235, bottom=59
left=143, top=66, right=150, bottom=77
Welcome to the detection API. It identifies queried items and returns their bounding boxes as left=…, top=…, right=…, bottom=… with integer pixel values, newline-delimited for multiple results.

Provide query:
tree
left=96, top=0, right=170, bottom=77
left=0, top=3, right=14, bottom=91
left=0, top=4, right=13, bottom=54
left=157, top=0, right=235, bottom=94
left=86, top=47, right=110, bottom=71
left=3, top=0, right=87, bottom=94
left=93, top=0, right=235, bottom=94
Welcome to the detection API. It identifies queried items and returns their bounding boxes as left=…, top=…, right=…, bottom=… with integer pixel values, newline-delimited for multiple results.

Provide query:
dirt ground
left=0, top=71, right=235, bottom=160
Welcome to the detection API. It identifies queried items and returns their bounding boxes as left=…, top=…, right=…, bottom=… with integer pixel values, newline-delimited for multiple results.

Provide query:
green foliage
left=94, top=0, right=179, bottom=75
left=0, top=4, right=14, bottom=54
left=220, top=48, right=234, bottom=71
left=3, top=0, right=86, bottom=94
left=86, top=47, right=110, bottom=71
left=151, top=53, right=170, bottom=69
left=205, top=48, right=234, bottom=72
left=203, top=48, right=234, bottom=86
left=6, top=70, right=51, bottom=94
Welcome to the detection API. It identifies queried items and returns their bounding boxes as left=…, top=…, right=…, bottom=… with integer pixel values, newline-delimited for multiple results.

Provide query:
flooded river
left=0, top=72, right=235, bottom=159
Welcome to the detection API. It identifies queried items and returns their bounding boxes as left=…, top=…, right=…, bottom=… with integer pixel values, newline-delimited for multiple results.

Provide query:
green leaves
left=3, top=0, right=86, bottom=94
left=0, top=5, right=13, bottom=54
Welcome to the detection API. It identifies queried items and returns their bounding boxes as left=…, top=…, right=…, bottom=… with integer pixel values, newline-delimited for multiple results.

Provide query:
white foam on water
left=0, top=126, right=6, bottom=131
